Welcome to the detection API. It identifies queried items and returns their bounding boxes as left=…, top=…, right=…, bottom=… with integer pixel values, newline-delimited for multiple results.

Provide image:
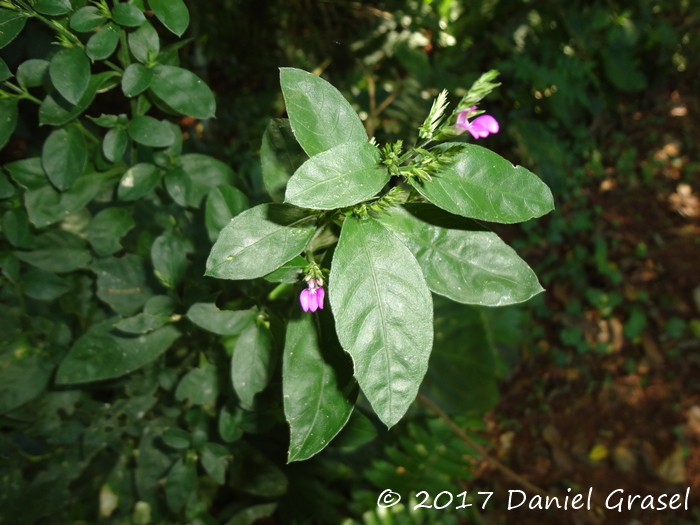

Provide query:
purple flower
left=456, top=107, right=499, bottom=139
left=300, top=279, right=325, bottom=313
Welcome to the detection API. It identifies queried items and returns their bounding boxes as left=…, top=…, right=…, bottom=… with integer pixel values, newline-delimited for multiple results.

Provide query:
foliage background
left=1, top=0, right=699, bottom=524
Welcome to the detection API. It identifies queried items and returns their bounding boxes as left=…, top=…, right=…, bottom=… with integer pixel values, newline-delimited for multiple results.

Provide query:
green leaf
left=127, top=115, right=175, bottom=148
left=128, top=20, right=159, bottom=63
left=231, top=322, right=274, bottom=410
left=3, top=208, right=34, bottom=248
left=279, top=67, right=367, bottom=157
left=0, top=253, right=19, bottom=282
left=112, top=2, right=145, bottom=27
left=165, top=459, right=195, bottom=511
left=118, top=163, right=161, bottom=201
left=161, top=428, right=191, bottom=449
left=41, top=125, right=87, bottom=190
left=10, top=162, right=105, bottom=227
left=219, top=405, right=244, bottom=443
left=225, top=503, right=277, bottom=525
left=285, top=141, right=388, bottom=209
left=0, top=350, right=53, bottom=415
left=34, top=0, right=72, bottom=16
left=102, top=127, right=128, bottom=162
left=175, top=364, right=220, bottom=405
left=260, top=118, right=308, bottom=202
left=0, top=172, right=15, bottom=200
left=21, top=268, right=71, bottom=300
left=151, top=232, right=186, bottom=288
left=15, top=244, right=91, bottom=274
left=179, top=154, right=235, bottom=207
left=6, top=157, right=46, bottom=190
left=264, top=255, right=306, bottom=284
left=3, top=211, right=33, bottom=251
left=329, top=217, right=433, bottom=428
left=86, top=22, right=119, bottom=60
left=144, top=295, right=175, bottom=316
left=114, top=312, right=167, bottom=334
left=201, top=442, right=230, bottom=484
left=56, top=319, right=180, bottom=384
left=88, top=207, right=135, bottom=256
left=91, top=254, right=153, bottom=315
left=0, top=9, right=27, bottom=48
left=149, top=65, right=215, bottom=119
left=122, top=63, right=153, bottom=97
left=163, top=166, right=189, bottom=206
left=70, top=6, right=106, bottom=32
left=148, top=0, right=189, bottom=36
left=415, top=144, right=555, bottom=224
left=0, top=58, right=12, bottom=81
left=420, top=299, right=498, bottom=413
left=377, top=204, right=544, bottom=306
left=229, top=442, right=287, bottom=497
left=49, top=47, right=90, bottom=105
left=330, top=408, right=377, bottom=449
left=283, top=312, right=355, bottom=462
left=206, top=204, right=316, bottom=280
left=205, top=185, right=250, bottom=242
left=40, top=72, right=115, bottom=126
left=0, top=98, right=18, bottom=150
left=91, top=113, right=121, bottom=128
left=186, top=303, right=256, bottom=336
left=17, top=59, right=49, bottom=88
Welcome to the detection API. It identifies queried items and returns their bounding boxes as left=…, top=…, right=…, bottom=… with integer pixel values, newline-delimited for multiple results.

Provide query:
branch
left=416, top=393, right=551, bottom=498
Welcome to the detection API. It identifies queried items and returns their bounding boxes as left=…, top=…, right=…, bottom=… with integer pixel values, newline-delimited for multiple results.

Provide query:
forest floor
left=478, top=86, right=700, bottom=525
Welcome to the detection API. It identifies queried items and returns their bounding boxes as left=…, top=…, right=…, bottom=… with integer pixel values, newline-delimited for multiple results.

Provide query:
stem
left=74, top=121, right=100, bottom=145
left=103, top=60, right=124, bottom=74
left=19, top=2, right=83, bottom=47
left=3, top=82, right=41, bottom=104
left=416, top=393, right=552, bottom=498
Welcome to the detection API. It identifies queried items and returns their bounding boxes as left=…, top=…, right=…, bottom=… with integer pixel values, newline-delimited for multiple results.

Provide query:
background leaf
left=0, top=98, right=18, bottom=150
left=122, top=63, right=153, bottom=97
left=86, top=22, right=119, bottom=60
left=283, top=312, right=356, bottom=462
left=420, top=299, right=499, bottom=414
left=0, top=10, right=27, bottom=48
left=56, top=320, right=180, bottom=384
left=329, top=217, right=433, bottom=428
left=187, top=303, right=256, bottom=336
left=148, top=0, right=189, bottom=36
left=231, top=322, right=274, bottom=410
left=165, top=459, right=195, bottom=511
left=151, top=232, right=186, bottom=288
left=91, top=255, right=153, bottom=315
left=205, top=185, right=250, bottom=242
left=49, top=47, right=90, bottom=105
left=128, top=21, right=159, bottom=63
left=260, top=118, right=308, bottom=202
left=175, top=364, right=220, bottom=405
left=149, top=65, right=215, bottom=119
left=128, top=115, right=175, bottom=148
left=69, top=6, right=105, bottom=32
left=118, top=163, right=161, bottom=201
left=88, top=208, right=136, bottom=257
left=41, top=126, right=87, bottom=191
left=280, top=67, right=367, bottom=156
left=112, top=3, right=145, bottom=27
